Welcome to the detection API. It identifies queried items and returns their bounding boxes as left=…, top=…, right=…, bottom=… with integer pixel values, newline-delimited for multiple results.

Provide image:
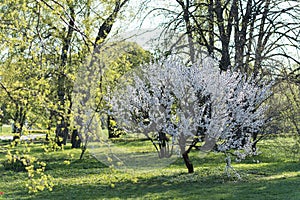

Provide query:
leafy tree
left=5, top=0, right=130, bottom=145
left=267, top=80, right=300, bottom=135
left=72, top=41, right=151, bottom=159
left=110, top=58, right=271, bottom=173
left=0, top=0, right=132, bottom=192
left=0, top=0, right=51, bottom=137
left=100, top=41, right=152, bottom=138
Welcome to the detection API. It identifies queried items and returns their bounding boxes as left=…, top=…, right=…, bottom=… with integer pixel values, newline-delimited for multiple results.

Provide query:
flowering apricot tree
left=110, top=57, right=271, bottom=173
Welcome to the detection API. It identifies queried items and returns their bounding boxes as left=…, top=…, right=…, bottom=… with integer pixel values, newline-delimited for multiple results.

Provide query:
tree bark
left=215, top=0, right=232, bottom=70
left=182, top=151, right=194, bottom=173
left=56, top=4, right=76, bottom=146
left=71, top=129, right=81, bottom=148
left=107, top=114, right=115, bottom=139
left=254, top=0, right=271, bottom=77
left=176, top=0, right=196, bottom=63
left=208, top=0, right=214, bottom=55
left=78, top=0, right=129, bottom=158
left=179, top=135, right=194, bottom=173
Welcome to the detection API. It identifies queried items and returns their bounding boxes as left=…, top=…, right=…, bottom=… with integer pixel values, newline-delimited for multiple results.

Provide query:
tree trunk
left=12, top=105, right=26, bottom=141
left=71, top=129, right=81, bottom=148
left=158, top=131, right=170, bottom=158
left=80, top=145, right=86, bottom=160
left=208, top=0, right=214, bottom=55
left=12, top=123, right=20, bottom=141
left=254, top=0, right=271, bottom=77
left=56, top=120, right=69, bottom=146
left=182, top=151, right=194, bottom=173
left=55, top=4, right=75, bottom=146
left=215, top=0, right=233, bottom=71
left=177, top=0, right=195, bottom=63
left=107, top=114, right=115, bottom=138
left=179, top=135, right=194, bottom=173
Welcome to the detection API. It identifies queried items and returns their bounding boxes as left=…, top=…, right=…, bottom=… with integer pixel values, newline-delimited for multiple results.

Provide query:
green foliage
left=2, top=140, right=55, bottom=194
left=0, top=0, right=135, bottom=138
left=266, top=81, right=300, bottom=137
left=101, top=41, right=152, bottom=93
left=0, top=0, right=148, bottom=164
left=3, top=153, right=28, bottom=172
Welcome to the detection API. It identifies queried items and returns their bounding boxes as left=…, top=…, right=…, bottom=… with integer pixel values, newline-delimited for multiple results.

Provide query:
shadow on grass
left=1, top=159, right=299, bottom=200
left=18, top=165, right=300, bottom=200
left=1, top=136, right=299, bottom=200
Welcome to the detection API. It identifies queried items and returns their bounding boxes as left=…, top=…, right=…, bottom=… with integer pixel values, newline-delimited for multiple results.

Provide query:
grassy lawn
left=0, top=125, right=12, bottom=136
left=0, top=136, right=299, bottom=200
left=0, top=125, right=47, bottom=141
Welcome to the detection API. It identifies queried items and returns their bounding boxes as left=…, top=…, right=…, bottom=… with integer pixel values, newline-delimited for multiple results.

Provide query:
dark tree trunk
left=208, top=0, right=214, bottom=55
left=56, top=120, right=69, bottom=146
left=182, top=151, right=194, bottom=173
left=254, top=0, right=271, bottom=77
left=251, top=131, right=259, bottom=152
left=71, top=129, right=81, bottom=148
left=12, top=105, right=26, bottom=141
left=79, top=145, right=86, bottom=160
left=107, top=114, right=115, bottom=139
left=12, top=123, right=20, bottom=141
left=215, top=0, right=233, bottom=71
left=157, top=131, right=172, bottom=158
left=179, top=135, right=195, bottom=173
left=55, top=5, right=75, bottom=146
left=177, top=0, right=195, bottom=63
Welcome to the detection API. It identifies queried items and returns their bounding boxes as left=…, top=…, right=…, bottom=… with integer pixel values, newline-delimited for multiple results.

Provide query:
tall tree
left=0, top=0, right=131, bottom=146
left=149, top=0, right=300, bottom=77
left=35, top=0, right=130, bottom=146
left=0, top=0, right=51, bottom=137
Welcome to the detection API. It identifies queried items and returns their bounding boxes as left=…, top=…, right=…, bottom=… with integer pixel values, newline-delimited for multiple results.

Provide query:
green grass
left=0, top=136, right=299, bottom=200
left=0, top=125, right=12, bottom=136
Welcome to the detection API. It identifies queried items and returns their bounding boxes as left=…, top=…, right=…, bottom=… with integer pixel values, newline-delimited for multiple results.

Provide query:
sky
left=110, top=0, right=174, bottom=50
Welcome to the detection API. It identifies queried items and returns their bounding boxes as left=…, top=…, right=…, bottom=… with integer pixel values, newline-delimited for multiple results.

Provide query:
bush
left=3, top=152, right=37, bottom=172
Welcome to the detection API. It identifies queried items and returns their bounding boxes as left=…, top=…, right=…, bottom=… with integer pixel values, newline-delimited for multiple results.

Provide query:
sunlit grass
left=258, top=171, right=300, bottom=181
left=0, top=125, right=12, bottom=136
left=0, top=135, right=299, bottom=199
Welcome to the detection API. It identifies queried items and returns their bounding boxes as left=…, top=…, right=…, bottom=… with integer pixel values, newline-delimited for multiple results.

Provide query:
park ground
left=0, top=132, right=299, bottom=200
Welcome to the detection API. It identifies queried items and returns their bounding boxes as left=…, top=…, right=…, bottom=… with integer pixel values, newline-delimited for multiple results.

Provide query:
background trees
left=0, top=0, right=132, bottom=144
left=149, top=0, right=300, bottom=77
left=0, top=0, right=52, bottom=136
left=71, top=40, right=151, bottom=158
left=38, top=0, right=131, bottom=146
left=141, top=0, right=300, bottom=148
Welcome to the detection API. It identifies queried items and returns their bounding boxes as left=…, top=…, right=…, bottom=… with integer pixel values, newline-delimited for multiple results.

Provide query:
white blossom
left=109, top=57, right=271, bottom=163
